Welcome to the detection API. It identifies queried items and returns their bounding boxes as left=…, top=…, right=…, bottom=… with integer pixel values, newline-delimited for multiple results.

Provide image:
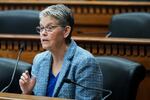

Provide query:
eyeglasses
left=36, top=25, right=64, bottom=33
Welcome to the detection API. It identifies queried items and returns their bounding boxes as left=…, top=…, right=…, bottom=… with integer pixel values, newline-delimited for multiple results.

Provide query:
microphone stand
left=63, top=78, right=112, bottom=100
left=1, top=44, right=24, bottom=92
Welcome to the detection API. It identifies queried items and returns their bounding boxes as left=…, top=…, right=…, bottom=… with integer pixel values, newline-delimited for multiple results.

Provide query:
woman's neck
left=52, top=43, right=68, bottom=62
left=51, top=43, right=68, bottom=76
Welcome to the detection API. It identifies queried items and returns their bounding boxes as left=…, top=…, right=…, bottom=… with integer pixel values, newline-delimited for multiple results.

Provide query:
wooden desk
left=0, top=92, right=66, bottom=100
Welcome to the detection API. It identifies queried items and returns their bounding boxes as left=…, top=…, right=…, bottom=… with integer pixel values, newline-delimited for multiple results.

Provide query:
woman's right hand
left=19, top=70, right=36, bottom=95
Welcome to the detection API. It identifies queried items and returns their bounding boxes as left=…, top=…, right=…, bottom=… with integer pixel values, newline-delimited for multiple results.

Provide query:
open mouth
left=42, top=38, right=49, bottom=42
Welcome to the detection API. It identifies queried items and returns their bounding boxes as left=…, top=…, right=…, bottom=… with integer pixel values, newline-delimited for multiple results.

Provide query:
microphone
left=63, top=78, right=112, bottom=100
left=106, top=32, right=111, bottom=38
left=0, top=43, right=25, bottom=92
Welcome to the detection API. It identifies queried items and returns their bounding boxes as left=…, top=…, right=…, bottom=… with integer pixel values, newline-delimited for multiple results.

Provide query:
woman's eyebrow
left=40, top=23, right=54, bottom=27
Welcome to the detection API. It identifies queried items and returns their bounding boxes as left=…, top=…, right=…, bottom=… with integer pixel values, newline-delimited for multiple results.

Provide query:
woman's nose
left=40, top=29, right=48, bottom=36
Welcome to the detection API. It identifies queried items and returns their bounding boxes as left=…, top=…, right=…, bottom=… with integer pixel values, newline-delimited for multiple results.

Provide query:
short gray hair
left=40, top=4, right=74, bottom=44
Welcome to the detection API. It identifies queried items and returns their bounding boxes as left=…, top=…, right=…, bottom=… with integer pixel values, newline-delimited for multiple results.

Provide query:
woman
left=19, top=4, right=103, bottom=100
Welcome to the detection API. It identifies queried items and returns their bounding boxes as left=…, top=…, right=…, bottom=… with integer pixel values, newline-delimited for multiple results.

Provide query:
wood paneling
left=0, top=1, right=150, bottom=37
left=0, top=34, right=149, bottom=100
left=0, top=1, right=150, bottom=100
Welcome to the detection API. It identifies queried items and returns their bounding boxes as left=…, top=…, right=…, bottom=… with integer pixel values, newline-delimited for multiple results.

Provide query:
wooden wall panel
left=0, top=1, right=150, bottom=37
left=0, top=1, right=150, bottom=100
left=0, top=34, right=149, bottom=100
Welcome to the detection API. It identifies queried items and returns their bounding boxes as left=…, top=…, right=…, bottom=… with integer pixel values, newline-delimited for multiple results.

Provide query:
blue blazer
left=31, top=40, right=103, bottom=100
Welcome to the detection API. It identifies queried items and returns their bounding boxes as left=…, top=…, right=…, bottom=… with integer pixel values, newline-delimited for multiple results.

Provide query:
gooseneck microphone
left=1, top=43, right=25, bottom=92
left=63, top=78, right=112, bottom=100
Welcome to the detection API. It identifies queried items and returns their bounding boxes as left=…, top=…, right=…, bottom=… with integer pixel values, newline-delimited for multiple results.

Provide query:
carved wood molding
left=0, top=1, right=150, bottom=14
left=0, top=1, right=150, bottom=37
left=0, top=1, right=150, bottom=25
left=0, top=34, right=149, bottom=100
left=0, top=34, right=150, bottom=70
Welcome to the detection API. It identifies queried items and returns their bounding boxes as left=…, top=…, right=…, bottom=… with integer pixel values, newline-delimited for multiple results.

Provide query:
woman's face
left=39, top=16, right=65, bottom=51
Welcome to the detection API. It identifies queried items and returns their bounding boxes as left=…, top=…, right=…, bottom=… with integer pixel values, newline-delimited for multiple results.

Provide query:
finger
left=25, top=70, right=30, bottom=77
left=22, top=71, right=30, bottom=79
left=25, top=70, right=30, bottom=78
left=20, top=75, right=28, bottom=83
left=30, top=76, right=36, bottom=88
left=19, top=79, right=25, bottom=84
left=22, top=73, right=29, bottom=80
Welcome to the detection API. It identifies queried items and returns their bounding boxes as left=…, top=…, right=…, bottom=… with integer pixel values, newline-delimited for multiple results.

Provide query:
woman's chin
left=42, top=45, right=50, bottom=50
